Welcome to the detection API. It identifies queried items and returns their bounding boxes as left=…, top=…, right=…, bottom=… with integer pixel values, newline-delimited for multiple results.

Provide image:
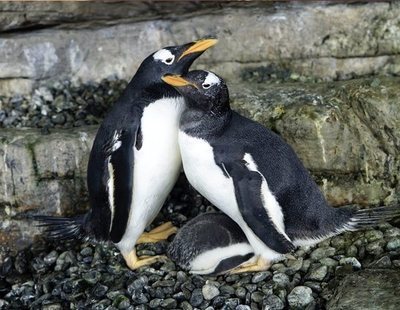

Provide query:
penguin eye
left=163, top=56, right=175, bottom=65
left=202, top=83, right=211, bottom=89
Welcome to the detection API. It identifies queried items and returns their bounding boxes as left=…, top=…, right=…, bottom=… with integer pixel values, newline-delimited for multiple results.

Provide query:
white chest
left=178, top=132, right=238, bottom=217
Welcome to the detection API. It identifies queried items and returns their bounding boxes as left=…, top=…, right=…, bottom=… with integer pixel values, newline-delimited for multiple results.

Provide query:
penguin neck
left=125, top=76, right=181, bottom=105
left=180, top=108, right=232, bottom=139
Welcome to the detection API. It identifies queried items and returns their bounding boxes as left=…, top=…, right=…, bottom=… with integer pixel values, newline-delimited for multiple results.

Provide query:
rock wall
left=0, top=1, right=399, bottom=95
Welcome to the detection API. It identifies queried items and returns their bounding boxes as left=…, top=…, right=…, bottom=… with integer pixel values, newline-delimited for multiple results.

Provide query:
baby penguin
left=162, top=70, right=400, bottom=273
left=168, top=212, right=254, bottom=275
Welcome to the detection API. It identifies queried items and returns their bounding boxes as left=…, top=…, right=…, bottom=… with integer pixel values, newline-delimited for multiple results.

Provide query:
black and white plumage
left=168, top=212, right=254, bottom=275
left=34, top=39, right=217, bottom=269
left=162, top=70, right=400, bottom=266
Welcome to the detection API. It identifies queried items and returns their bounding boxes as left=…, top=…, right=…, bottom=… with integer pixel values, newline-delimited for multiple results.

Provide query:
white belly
left=116, top=98, right=184, bottom=254
left=179, top=132, right=284, bottom=261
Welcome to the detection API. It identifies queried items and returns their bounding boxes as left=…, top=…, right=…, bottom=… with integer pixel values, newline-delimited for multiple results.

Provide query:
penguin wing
left=220, top=159, right=295, bottom=254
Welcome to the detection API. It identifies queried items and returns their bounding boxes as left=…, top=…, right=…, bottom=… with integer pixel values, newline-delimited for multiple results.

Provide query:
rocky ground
left=0, top=177, right=399, bottom=310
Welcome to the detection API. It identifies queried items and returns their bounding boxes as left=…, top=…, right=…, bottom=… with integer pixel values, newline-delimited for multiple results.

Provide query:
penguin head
left=162, top=70, right=230, bottom=114
left=134, top=39, right=217, bottom=89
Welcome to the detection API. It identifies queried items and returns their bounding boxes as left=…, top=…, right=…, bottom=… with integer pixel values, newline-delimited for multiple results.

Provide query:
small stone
left=369, top=256, right=392, bottom=268
left=262, top=294, right=284, bottom=310
left=51, top=113, right=66, bottom=125
left=251, top=291, right=264, bottom=303
left=43, top=251, right=58, bottom=266
left=93, top=284, right=108, bottom=298
left=80, top=247, right=93, bottom=257
left=251, top=271, right=271, bottom=283
left=285, top=258, right=303, bottom=275
left=366, top=240, right=384, bottom=256
left=160, top=298, right=177, bottom=309
left=387, top=238, right=400, bottom=251
left=307, top=265, right=327, bottom=281
left=339, top=257, right=362, bottom=270
left=149, top=298, right=161, bottom=309
left=83, top=270, right=102, bottom=285
left=272, top=273, right=290, bottom=288
left=304, top=281, right=322, bottom=293
left=364, top=230, right=384, bottom=242
left=235, top=287, right=247, bottom=299
left=190, top=288, right=204, bottom=307
left=287, top=286, right=314, bottom=308
left=320, top=257, right=338, bottom=267
left=384, top=227, right=400, bottom=238
left=301, top=259, right=311, bottom=273
left=346, top=245, right=358, bottom=257
left=202, top=283, right=220, bottom=300
left=236, top=305, right=251, bottom=310
left=220, top=285, right=235, bottom=295
left=181, top=301, right=193, bottom=310
left=310, top=247, right=336, bottom=260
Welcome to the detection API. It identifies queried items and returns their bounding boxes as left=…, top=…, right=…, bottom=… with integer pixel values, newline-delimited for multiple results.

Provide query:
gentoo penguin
left=162, top=70, right=400, bottom=273
left=34, top=39, right=217, bottom=270
left=168, top=212, right=255, bottom=275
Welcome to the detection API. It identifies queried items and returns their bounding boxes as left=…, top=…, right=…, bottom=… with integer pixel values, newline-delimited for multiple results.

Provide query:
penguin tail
left=32, top=213, right=90, bottom=241
left=344, top=205, right=400, bottom=231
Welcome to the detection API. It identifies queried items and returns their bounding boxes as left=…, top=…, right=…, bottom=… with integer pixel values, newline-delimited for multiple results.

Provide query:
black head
left=133, top=39, right=217, bottom=95
left=162, top=70, right=230, bottom=115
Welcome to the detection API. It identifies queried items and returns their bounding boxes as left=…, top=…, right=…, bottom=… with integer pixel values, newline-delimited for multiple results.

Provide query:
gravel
left=0, top=171, right=399, bottom=309
left=0, top=78, right=128, bottom=129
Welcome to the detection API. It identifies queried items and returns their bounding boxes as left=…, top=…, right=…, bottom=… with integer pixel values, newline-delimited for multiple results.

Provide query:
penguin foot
left=136, top=222, right=178, bottom=244
left=229, top=256, right=271, bottom=274
left=122, top=250, right=167, bottom=270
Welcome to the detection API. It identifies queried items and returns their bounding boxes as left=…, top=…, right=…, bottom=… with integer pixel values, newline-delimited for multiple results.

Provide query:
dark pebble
left=190, top=288, right=204, bottom=307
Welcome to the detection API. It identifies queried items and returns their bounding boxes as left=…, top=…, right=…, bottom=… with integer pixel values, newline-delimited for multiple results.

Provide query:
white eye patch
left=203, top=71, right=220, bottom=86
left=153, top=49, right=175, bottom=65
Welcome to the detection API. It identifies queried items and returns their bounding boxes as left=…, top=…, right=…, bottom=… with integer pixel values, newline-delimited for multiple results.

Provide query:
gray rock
left=190, top=288, right=204, bottom=307
left=251, top=271, right=271, bottom=283
left=366, top=240, right=385, bottom=256
left=319, top=258, right=338, bottom=267
left=339, top=257, right=362, bottom=270
left=327, top=269, right=400, bottom=309
left=287, top=286, right=314, bottom=309
left=310, top=247, right=336, bottom=261
left=364, top=230, right=384, bottom=242
left=306, top=265, right=328, bottom=281
left=369, top=256, right=392, bottom=268
left=202, top=283, right=220, bottom=300
left=272, top=273, right=290, bottom=288
left=387, top=237, right=400, bottom=251
left=262, top=294, right=285, bottom=310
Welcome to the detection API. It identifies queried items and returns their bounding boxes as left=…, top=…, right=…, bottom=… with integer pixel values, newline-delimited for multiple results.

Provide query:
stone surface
left=1, top=2, right=400, bottom=95
left=327, top=269, right=400, bottom=310
left=287, top=286, right=314, bottom=308
left=0, top=126, right=96, bottom=249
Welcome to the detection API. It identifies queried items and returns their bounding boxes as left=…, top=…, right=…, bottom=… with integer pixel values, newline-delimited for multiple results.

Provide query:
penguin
left=162, top=70, right=400, bottom=273
left=33, top=39, right=217, bottom=270
left=167, top=212, right=255, bottom=275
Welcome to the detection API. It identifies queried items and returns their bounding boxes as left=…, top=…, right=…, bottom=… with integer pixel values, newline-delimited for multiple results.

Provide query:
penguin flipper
left=107, top=124, right=140, bottom=243
left=224, top=160, right=295, bottom=254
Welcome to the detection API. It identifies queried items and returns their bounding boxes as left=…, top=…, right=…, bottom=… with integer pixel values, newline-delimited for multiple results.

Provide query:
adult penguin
left=162, top=70, right=400, bottom=273
left=34, top=39, right=217, bottom=270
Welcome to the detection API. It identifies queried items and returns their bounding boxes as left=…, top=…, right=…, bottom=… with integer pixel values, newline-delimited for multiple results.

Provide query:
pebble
left=272, top=273, right=290, bottom=288
left=202, top=283, right=220, bottom=300
left=190, top=288, right=204, bottom=307
left=287, top=286, right=314, bottom=308
left=386, top=238, right=400, bottom=251
left=310, top=247, right=336, bottom=260
left=251, top=271, right=271, bottom=283
left=262, top=294, right=284, bottom=310
left=339, top=257, right=362, bottom=270
left=307, top=265, right=328, bottom=281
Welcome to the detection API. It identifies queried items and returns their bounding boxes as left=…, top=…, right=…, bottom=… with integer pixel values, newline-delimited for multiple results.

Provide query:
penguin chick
left=168, top=212, right=254, bottom=275
left=33, top=39, right=217, bottom=270
left=162, top=70, right=400, bottom=273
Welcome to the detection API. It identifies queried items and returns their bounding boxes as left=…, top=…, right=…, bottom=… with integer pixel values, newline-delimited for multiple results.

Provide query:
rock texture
left=0, top=127, right=96, bottom=249
left=1, top=77, right=399, bottom=248
left=1, top=2, right=400, bottom=95
left=327, top=269, right=400, bottom=310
